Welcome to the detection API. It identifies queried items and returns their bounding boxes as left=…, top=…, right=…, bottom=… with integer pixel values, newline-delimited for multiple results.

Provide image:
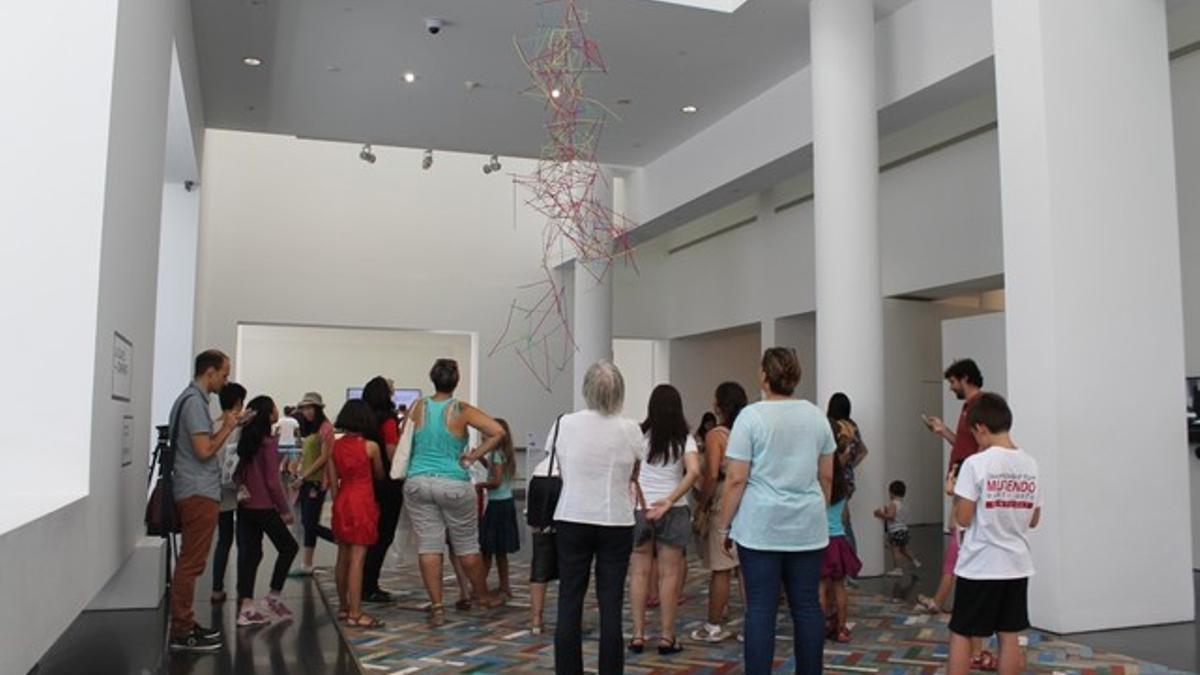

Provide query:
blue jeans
left=738, top=544, right=825, bottom=675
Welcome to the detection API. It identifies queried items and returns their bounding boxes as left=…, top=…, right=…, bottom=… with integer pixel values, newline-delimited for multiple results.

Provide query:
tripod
left=148, top=424, right=179, bottom=663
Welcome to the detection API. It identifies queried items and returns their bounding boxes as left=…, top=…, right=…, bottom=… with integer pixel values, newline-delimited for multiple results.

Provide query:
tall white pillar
left=993, top=0, right=1193, bottom=632
left=572, top=170, right=615, bottom=411
left=811, top=0, right=886, bottom=575
left=573, top=258, right=613, bottom=411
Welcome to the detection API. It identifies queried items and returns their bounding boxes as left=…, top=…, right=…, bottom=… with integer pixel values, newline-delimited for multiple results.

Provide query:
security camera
left=425, top=17, right=445, bottom=35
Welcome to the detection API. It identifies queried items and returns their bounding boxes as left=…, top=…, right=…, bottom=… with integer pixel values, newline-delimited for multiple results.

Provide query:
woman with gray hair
left=551, top=360, right=646, bottom=675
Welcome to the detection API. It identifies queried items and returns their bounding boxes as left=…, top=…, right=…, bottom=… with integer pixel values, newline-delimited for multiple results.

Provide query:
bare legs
left=530, top=581, right=548, bottom=632
left=417, top=551, right=500, bottom=614
left=631, top=541, right=685, bottom=649
left=483, top=552, right=513, bottom=597
left=335, top=543, right=369, bottom=620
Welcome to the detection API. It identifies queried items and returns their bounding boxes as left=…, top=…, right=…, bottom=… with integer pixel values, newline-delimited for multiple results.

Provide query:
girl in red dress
left=329, top=399, right=385, bottom=628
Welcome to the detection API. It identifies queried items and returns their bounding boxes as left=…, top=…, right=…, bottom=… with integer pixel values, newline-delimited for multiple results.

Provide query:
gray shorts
left=402, top=475, right=479, bottom=556
left=633, top=506, right=691, bottom=551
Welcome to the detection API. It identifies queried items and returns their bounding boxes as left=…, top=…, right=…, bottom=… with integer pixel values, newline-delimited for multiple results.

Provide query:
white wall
left=236, top=324, right=473, bottom=415
left=0, top=1, right=205, bottom=672
left=195, top=131, right=573, bottom=445
left=669, top=325, right=763, bottom=424
left=1170, top=49, right=1200, bottom=571
left=614, top=339, right=670, bottom=420
left=152, top=181, right=200, bottom=446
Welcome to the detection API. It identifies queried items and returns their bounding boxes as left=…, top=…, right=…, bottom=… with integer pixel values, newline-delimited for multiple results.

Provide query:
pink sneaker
left=237, top=606, right=271, bottom=627
left=264, top=594, right=293, bottom=621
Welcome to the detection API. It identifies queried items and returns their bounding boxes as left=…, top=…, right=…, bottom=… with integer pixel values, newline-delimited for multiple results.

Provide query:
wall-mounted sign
left=112, top=332, right=133, bottom=402
left=121, top=415, right=134, bottom=467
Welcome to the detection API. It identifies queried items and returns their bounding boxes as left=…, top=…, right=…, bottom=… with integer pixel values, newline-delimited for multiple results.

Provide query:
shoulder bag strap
left=546, top=414, right=564, bottom=476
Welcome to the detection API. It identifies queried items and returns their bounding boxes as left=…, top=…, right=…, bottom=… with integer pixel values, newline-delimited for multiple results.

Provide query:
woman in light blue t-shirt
left=715, top=347, right=835, bottom=675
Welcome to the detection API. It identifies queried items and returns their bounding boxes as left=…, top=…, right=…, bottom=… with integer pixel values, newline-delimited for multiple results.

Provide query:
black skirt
left=479, top=497, right=521, bottom=554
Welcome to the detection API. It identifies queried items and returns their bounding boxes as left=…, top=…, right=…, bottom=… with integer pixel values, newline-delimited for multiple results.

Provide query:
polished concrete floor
left=34, top=536, right=359, bottom=675
left=31, top=517, right=1200, bottom=674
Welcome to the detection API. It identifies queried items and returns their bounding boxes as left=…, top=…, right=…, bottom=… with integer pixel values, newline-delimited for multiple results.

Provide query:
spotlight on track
left=359, top=144, right=377, bottom=164
left=422, top=149, right=433, bottom=170
left=483, top=154, right=501, bottom=174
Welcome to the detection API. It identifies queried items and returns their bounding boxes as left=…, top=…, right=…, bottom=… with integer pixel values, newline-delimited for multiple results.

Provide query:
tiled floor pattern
left=318, top=558, right=1193, bottom=674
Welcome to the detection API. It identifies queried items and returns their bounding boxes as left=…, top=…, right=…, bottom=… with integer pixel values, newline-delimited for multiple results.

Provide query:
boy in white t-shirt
left=949, top=392, right=1042, bottom=675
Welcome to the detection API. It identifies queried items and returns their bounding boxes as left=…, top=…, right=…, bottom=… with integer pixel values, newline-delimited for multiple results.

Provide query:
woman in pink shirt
left=233, top=396, right=300, bottom=627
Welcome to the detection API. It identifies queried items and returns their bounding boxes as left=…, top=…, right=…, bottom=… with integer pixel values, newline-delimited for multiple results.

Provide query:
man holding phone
left=923, top=358, right=984, bottom=472
left=168, top=349, right=254, bottom=652
left=916, top=360, right=986, bottom=642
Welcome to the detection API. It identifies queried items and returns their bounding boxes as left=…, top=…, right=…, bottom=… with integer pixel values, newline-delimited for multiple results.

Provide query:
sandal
left=628, top=636, right=645, bottom=654
left=971, top=650, right=999, bottom=672
left=454, top=598, right=472, bottom=611
left=344, top=614, right=385, bottom=629
left=658, top=636, right=683, bottom=655
left=336, top=608, right=349, bottom=621
left=835, top=627, right=852, bottom=644
left=429, top=603, right=446, bottom=627
left=477, top=593, right=507, bottom=610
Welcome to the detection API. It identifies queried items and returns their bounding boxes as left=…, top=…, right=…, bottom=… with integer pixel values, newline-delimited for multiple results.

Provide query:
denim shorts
left=403, top=475, right=479, bottom=556
left=633, top=506, right=691, bottom=550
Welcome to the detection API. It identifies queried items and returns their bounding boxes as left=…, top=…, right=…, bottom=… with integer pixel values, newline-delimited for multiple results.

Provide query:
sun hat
left=296, top=392, right=324, bottom=408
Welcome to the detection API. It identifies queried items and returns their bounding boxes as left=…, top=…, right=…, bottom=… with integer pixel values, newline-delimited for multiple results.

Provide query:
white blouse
left=548, top=409, right=646, bottom=527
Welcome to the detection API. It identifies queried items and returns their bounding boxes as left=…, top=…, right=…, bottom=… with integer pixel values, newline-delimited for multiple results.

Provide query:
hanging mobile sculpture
left=490, top=0, right=637, bottom=391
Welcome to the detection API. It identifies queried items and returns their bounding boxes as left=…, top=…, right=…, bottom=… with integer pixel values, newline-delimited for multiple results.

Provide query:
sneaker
left=193, top=623, right=222, bottom=640
left=237, top=606, right=272, bottom=627
left=690, top=624, right=733, bottom=643
left=288, top=564, right=314, bottom=577
left=263, top=595, right=293, bottom=621
left=885, top=567, right=905, bottom=578
left=170, top=627, right=222, bottom=652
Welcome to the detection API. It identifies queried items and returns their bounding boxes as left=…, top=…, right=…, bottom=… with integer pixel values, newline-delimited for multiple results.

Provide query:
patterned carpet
left=316, top=558, right=1190, bottom=674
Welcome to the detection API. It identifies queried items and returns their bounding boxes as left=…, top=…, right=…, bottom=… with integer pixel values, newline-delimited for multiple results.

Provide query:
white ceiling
left=192, top=0, right=915, bottom=166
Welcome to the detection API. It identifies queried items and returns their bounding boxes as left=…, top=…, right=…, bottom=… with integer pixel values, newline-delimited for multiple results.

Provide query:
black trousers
left=363, top=479, right=404, bottom=594
left=554, top=521, right=634, bottom=675
left=211, top=509, right=235, bottom=592
left=236, top=507, right=299, bottom=601
left=298, top=481, right=334, bottom=548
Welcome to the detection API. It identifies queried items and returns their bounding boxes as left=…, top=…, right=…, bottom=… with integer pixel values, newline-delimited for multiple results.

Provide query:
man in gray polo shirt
left=168, top=349, right=244, bottom=652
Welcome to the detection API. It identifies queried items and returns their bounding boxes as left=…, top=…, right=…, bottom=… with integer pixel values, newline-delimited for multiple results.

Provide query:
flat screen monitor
left=346, top=386, right=421, bottom=412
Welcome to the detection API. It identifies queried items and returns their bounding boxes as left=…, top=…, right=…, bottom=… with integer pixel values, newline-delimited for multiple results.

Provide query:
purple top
left=235, top=436, right=289, bottom=514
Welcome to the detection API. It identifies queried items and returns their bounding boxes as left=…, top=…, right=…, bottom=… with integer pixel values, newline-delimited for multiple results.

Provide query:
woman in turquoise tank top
left=400, top=358, right=508, bottom=626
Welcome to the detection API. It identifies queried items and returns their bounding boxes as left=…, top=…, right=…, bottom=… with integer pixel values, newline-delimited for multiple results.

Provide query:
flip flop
left=658, top=637, right=683, bottom=655
left=628, top=636, right=646, bottom=654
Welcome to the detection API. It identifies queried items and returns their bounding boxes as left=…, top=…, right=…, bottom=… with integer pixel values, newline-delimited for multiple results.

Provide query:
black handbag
left=526, top=415, right=564, bottom=529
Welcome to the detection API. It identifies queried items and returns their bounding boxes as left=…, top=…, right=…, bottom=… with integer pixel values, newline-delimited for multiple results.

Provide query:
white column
left=811, top=0, right=886, bottom=576
left=993, top=0, right=1193, bottom=632
left=573, top=258, right=613, bottom=411
left=572, top=170, right=615, bottom=411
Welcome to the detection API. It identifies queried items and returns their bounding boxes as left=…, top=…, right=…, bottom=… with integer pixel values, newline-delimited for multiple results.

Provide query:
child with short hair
left=874, top=480, right=920, bottom=576
left=948, top=392, right=1041, bottom=675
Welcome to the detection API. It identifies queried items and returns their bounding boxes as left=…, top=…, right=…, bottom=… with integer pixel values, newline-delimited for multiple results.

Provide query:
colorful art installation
left=489, top=0, right=637, bottom=392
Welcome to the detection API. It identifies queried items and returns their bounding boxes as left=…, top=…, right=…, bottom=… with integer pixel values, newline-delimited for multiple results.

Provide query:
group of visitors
left=164, top=347, right=1041, bottom=675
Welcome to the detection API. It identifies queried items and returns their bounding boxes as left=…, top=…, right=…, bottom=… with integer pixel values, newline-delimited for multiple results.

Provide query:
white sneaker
left=237, top=605, right=271, bottom=627
left=885, top=567, right=905, bottom=578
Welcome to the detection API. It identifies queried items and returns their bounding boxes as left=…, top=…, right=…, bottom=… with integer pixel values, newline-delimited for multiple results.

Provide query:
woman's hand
left=645, top=500, right=671, bottom=522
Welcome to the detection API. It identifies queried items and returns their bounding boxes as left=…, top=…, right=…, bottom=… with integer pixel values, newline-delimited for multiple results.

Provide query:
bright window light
left=644, top=0, right=749, bottom=13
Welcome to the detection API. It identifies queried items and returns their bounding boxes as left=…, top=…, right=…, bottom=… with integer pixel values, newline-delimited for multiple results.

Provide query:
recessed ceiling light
left=243, top=56, right=263, bottom=67
left=551, top=88, right=562, bottom=99
left=403, top=71, right=417, bottom=83
left=681, top=104, right=699, bottom=114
